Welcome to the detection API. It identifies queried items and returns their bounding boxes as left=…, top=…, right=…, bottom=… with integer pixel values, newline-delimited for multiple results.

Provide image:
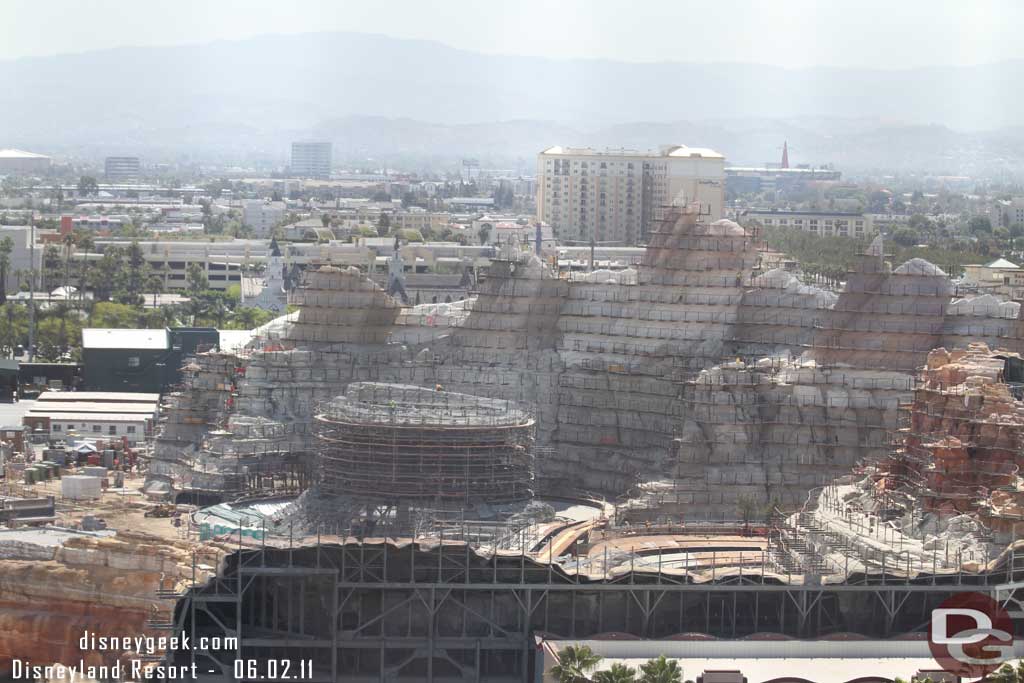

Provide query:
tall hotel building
left=536, top=145, right=725, bottom=245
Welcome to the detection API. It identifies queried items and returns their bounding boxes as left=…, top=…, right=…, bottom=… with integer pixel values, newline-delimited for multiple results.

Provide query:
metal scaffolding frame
left=315, top=384, right=535, bottom=506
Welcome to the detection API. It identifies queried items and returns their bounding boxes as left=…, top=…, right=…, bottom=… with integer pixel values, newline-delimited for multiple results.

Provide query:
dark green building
left=81, top=327, right=220, bottom=393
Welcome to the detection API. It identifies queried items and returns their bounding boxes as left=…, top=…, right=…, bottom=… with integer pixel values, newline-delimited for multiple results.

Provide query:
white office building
left=242, top=200, right=287, bottom=237
left=290, top=142, right=332, bottom=179
left=743, top=209, right=875, bottom=239
left=104, top=156, right=141, bottom=182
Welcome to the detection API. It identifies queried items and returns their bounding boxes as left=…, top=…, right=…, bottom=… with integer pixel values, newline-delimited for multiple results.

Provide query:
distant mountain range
left=2, top=32, right=1024, bottom=174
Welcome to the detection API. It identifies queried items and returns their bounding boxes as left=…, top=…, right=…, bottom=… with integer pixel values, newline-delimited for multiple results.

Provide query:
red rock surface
left=0, top=530, right=226, bottom=677
left=884, top=343, right=1024, bottom=524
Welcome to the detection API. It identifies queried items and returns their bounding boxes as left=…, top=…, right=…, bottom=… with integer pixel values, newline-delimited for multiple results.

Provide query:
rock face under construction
left=148, top=209, right=1024, bottom=515
left=315, top=383, right=535, bottom=505
left=139, top=210, right=1024, bottom=683
left=879, top=343, right=1024, bottom=533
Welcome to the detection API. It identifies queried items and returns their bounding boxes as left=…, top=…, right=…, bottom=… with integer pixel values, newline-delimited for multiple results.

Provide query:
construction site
left=11, top=206, right=1024, bottom=681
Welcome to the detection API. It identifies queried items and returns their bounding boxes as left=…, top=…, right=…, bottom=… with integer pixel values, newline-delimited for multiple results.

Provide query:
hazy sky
left=3, top=0, right=1022, bottom=68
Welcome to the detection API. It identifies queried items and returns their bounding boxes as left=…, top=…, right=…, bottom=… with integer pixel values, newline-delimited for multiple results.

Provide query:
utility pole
left=563, top=236, right=623, bottom=272
left=27, top=216, right=35, bottom=362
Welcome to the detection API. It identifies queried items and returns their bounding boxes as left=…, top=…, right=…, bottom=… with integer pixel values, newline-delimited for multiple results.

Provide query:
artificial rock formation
left=882, top=344, right=1024, bottom=532
left=0, top=529, right=225, bottom=677
left=151, top=215, right=1024, bottom=515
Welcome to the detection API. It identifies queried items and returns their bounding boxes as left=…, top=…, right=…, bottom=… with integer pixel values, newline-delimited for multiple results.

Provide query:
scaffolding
left=882, top=349, right=1024, bottom=518
left=315, top=383, right=535, bottom=505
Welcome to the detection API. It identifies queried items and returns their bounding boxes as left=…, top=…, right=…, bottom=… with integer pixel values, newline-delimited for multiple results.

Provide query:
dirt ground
left=9, top=470, right=195, bottom=541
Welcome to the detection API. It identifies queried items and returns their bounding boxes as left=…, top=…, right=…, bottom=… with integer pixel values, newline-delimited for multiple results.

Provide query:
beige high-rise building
left=536, top=145, right=725, bottom=245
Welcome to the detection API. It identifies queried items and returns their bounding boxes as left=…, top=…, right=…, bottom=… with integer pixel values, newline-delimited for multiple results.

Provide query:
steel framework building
left=165, top=536, right=1024, bottom=683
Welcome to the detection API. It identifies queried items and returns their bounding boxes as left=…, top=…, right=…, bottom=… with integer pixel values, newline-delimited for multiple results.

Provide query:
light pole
left=27, top=217, right=35, bottom=362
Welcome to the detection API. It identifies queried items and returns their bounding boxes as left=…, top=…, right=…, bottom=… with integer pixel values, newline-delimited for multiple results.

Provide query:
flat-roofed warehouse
left=23, top=390, right=159, bottom=443
left=0, top=148, right=51, bottom=174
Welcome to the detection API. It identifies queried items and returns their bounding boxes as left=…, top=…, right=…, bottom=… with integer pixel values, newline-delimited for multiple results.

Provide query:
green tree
left=41, top=245, right=62, bottom=294
left=376, top=212, right=392, bottom=236
left=550, top=645, right=603, bottom=683
left=989, top=660, right=1024, bottom=683
left=88, top=247, right=124, bottom=303
left=737, top=494, right=759, bottom=526
left=62, top=231, right=77, bottom=292
left=35, top=313, right=83, bottom=362
left=1, top=177, right=23, bottom=198
left=77, top=176, right=99, bottom=196
left=147, top=271, right=165, bottom=308
left=638, top=656, right=682, bottom=683
left=224, top=306, right=275, bottom=330
left=112, top=240, right=148, bottom=306
left=142, top=305, right=180, bottom=329
left=0, top=303, right=28, bottom=357
left=192, top=290, right=231, bottom=327
left=186, top=263, right=208, bottom=294
left=90, top=301, right=143, bottom=328
left=969, top=215, right=993, bottom=234
left=478, top=224, right=492, bottom=245
left=891, top=227, right=921, bottom=247
left=593, top=663, right=637, bottom=683
left=908, top=214, right=934, bottom=231
left=75, top=232, right=94, bottom=307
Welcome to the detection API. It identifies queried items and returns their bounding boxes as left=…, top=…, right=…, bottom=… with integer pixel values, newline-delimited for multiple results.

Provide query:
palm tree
left=42, top=244, right=61, bottom=303
left=989, top=660, right=1024, bottom=683
left=0, top=236, right=13, bottom=305
left=638, top=656, right=682, bottom=683
left=594, top=663, right=637, bottom=683
left=62, top=231, right=77, bottom=304
left=147, top=272, right=165, bottom=309
left=550, top=645, right=603, bottom=683
left=230, top=306, right=261, bottom=330
left=76, top=232, right=94, bottom=308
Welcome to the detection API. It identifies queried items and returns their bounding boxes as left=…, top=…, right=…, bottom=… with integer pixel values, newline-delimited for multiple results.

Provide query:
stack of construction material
left=62, top=475, right=102, bottom=500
